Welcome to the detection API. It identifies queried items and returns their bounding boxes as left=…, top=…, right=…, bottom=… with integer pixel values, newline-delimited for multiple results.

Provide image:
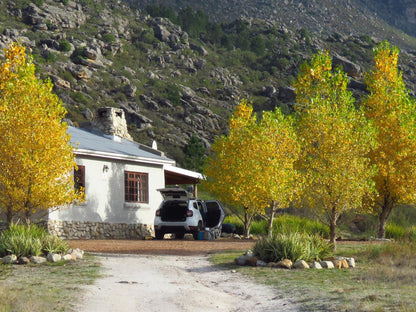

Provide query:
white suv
left=154, top=187, right=224, bottom=240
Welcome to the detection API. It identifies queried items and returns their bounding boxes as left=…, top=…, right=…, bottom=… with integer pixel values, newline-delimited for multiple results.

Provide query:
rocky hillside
left=1, top=0, right=416, bottom=167
left=128, top=0, right=416, bottom=49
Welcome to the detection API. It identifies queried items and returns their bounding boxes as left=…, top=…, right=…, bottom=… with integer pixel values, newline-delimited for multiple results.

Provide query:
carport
left=163, top=165, right=204, bottom=197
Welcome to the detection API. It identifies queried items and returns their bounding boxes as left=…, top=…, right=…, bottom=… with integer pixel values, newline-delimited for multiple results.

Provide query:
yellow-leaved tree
left=0, top=43, right=83, bottom=224
left=250, top=108, right=300, bottom=237
left=363, top=41, right=416, bottom=238
left=204, top=100, right=299, bottom=237
left=204, top=100, right=262, bottom=237
left=294, top=51, right=376, bottom=246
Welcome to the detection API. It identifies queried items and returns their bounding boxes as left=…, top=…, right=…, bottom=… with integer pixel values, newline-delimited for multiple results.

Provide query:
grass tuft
left=0, top=223, right=69, bottom=257
left=253, top=232, right=333, bottom=262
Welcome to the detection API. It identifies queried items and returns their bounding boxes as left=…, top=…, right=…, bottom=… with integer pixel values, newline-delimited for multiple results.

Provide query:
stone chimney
left=92, top=107, right=132, bottom=140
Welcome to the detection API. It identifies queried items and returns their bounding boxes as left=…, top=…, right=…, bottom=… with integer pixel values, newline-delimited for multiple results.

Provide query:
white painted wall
left=49, top=155, right=165, bottom=226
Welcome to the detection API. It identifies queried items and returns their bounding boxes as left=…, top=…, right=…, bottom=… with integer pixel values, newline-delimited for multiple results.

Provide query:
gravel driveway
left=76, top=253, right=298, bottom=312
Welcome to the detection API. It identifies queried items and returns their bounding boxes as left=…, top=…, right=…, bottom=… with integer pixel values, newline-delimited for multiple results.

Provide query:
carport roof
left=164, top=165, right=204, bottom=185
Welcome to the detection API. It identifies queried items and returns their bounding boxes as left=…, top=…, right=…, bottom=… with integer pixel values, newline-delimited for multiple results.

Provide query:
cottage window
left=74, top=165, right=85, bottom=191
left=124, top=171, right=148, bottom=203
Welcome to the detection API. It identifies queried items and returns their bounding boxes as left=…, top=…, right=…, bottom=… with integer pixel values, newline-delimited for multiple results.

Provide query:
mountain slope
left=0, top=0, right=416, bottom=168
left=128, top=0, right=416, bottom=50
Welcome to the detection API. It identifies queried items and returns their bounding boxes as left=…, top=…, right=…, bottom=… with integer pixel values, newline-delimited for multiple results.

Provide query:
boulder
left=67, top=64, right=92, bottom=80
left=47, top=253, right=62, bottom=263
left=63, top=254, right=73, bottom=261
left=332, top=54, right=361, bottom=79
left=140, top=94, right=160, bottom=111
left=23, top=2, right=87, bottom=30
left=311, top=261, right=322, bottom=269
left=18, top=257, right=30, bottom=265
left=245, top=256, right=258, bottom=266
left=82, top=108, right=94, bottom=120
left=320, top=261, right=334, bottom=269
left=235, top=255, right=251, bottom=266
left=262, top=85, right=277, bottom=98
left=70, top=248, right=84, bottom=259
left=346, top=257, right=356, bottom=268
left=3, top=255, right=17, bottom=264
left=49, top=75, right=71, bottom=90
left=276, top=259, right=293, bottom=269
left=190, top=43, right=208, bottom=56
left=124, top=84, right=137, bottom=97
left=30, top=256, right=47, bottom=264
left=332, top=259, right=342, bottom=269
left=293, top=260, right=310, bottom=269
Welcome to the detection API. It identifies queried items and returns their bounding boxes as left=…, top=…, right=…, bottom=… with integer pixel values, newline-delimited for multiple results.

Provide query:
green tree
left=293, top=51, right=376, bottom=246
left=363, top=41, right=416, bottom=238
left=183, top=135, right=206, bottom=172
left=250, top=35, right=266, bottom=56
left=0, top=43, right=83, bottom=224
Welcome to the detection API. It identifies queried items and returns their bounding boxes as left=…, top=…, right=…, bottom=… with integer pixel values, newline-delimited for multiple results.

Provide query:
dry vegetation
left=0, top=255, right=100, bottom=312
left=211, top=241, right=416, bottom=312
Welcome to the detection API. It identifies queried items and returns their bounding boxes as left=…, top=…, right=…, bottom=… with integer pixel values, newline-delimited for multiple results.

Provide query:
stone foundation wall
left=47, top=220, right=154, bottom=239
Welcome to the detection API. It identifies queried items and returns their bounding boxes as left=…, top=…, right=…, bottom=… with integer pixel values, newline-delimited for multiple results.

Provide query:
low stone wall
left=47, top=220, right=154, bottom=240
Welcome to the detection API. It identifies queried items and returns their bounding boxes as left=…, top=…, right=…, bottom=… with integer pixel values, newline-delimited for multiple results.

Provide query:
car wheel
left=175, top=232, right=185, bottom=239
left=155, top=230, right=164, bottom=240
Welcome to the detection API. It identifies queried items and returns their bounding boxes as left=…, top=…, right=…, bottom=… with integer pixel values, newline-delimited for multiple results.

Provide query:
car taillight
left=155, top=209, right=161, bottom=216
left=186, top=210, right=193, bottom=217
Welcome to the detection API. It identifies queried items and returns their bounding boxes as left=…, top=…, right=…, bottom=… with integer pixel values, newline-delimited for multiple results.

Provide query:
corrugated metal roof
left=68, top=126, right=174, bottom=163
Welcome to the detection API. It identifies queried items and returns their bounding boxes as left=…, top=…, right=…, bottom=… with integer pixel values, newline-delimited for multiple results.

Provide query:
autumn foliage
left=293, top=51, right=376, bottom=245
left=363, top=41, right=416, bottom=238
left=204, top=100, right=299, bottom=237
left=0, top=43, right=82, bottom=224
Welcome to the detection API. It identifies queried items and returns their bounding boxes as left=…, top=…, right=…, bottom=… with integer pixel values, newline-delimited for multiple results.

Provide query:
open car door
left=204, top=200, right=225, bottom=238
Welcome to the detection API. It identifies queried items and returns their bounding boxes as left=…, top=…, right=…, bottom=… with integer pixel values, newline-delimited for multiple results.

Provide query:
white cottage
left=47, top=108, right=203, bottom=239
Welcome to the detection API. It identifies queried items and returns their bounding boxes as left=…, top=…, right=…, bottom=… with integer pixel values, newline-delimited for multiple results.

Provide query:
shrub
left=273, top=215, right=330, bottom=238
left=70, top=47, right=87, bottom=63
left=386, top=223, right=416, bottom=242
left=253, top=232, right=332, bottom=263
left=101, top=33, right=116, bottom=44
left=42, top=235, right=68, bottom=254
left=59, top=40, right=72, bottom=52
left=0, top=223, right=68, bottom=257
left=385, top=223, right=406, bottom=241
left=250, top=219, right=267, bottom=235
left=165, top=83, right=182, bottom=106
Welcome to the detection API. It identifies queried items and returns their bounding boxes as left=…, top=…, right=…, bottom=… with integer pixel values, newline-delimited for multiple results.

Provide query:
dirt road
left=67, top=238, right=257, bottom=255
left=76, top=253, right=298, bottom=312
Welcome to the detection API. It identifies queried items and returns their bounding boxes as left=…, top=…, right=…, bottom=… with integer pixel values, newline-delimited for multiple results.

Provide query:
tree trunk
left=268, top=201, right=277, bottom=238
left=6, top=206, right=13, bottom=226
left=243, top=207, right=252, bottom=238
left=378, top=194, right=395, bottom=239
left=329, top=206, right=338, bottom=249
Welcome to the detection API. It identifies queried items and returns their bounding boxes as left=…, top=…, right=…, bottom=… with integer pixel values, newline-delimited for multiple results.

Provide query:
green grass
left=210, top=241, right=416, bottom=311
left=223, top=214, right=330, bottom=238
left=0, top=254, right=101, bottom=312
